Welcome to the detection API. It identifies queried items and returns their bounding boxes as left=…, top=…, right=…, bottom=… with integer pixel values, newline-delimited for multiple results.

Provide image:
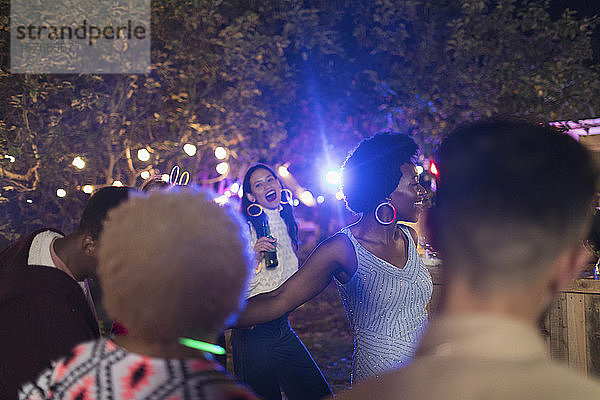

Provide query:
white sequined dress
left=336, top=224, right=433, bottom=383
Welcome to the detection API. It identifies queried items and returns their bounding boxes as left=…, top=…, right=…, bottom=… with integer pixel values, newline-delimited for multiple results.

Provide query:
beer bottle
left=260, top=219, right=278, bottom=269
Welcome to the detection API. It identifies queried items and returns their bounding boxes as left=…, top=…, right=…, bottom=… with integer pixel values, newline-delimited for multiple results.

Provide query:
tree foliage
left=0, top=0, right=598, bottom=242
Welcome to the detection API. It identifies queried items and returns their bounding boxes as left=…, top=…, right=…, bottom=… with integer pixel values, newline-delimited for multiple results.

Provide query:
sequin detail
left=336, top=225, right=433, bottom=383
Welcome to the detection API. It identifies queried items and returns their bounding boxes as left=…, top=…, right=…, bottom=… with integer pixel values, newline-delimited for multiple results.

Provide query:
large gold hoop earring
left=280, top=189, right=293, bottom=205
left=374, top=199, right=397, bottom=225
left=247, top=203, right=264, bottom=217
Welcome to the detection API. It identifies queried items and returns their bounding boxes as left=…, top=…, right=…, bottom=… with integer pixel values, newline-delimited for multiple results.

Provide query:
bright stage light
left=56, top=188, right=66, bottom=197
left=137, top=149, right=150, bottom=162
left=140, top=171, right=150, bottom=180
left=82, top=185, right=94, bottom=194
left=324, top=169, right=341, bottom=186
left=214, top=146, right=227, bottom=160
left=112, top=180, right=124, bottom=187
left=72, top=156, right=85, bottom=169
left=278, top=165, right=290, bottom=177
left=216, top=162, right=229, bottom=175
left=183, top=144, right=197, bottom=157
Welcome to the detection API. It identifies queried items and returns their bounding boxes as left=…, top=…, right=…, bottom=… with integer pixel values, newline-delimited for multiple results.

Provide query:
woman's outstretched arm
left=235, top=233, right=356, bottom=327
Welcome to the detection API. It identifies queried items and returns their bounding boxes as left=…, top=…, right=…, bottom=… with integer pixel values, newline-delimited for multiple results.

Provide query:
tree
left=0, top=0, right=599, bottom=242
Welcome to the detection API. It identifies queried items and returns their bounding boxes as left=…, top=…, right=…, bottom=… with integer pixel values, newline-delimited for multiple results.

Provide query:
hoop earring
left=374, top=199, right=397, bottom=225
left=280, top=189, right=293, bottom=205
left=247, top=203, right=263, bottom=217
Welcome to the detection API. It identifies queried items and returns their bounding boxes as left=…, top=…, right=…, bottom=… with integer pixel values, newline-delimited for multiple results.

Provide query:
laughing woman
left=231, top=164, right=332, bottom=400
left=236, top=133, right=433, bottom=384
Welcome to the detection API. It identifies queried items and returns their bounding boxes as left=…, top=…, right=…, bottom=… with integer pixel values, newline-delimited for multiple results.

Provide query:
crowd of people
left=2, top=118, right=600, bottom=399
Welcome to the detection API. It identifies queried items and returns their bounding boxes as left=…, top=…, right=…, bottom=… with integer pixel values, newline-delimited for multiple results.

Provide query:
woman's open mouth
left=265, top=190, right=277, bottom=202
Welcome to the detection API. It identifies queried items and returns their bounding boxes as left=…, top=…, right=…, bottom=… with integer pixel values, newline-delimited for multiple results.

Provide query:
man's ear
left=81, top=234, right=97, bottom=258
left=549, top=244, right=591, bottom=293
left=246, top=193, right=256, bottom=203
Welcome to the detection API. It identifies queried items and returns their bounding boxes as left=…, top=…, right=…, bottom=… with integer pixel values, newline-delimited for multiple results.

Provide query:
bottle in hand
left=260, top=219, right=278, bottom=269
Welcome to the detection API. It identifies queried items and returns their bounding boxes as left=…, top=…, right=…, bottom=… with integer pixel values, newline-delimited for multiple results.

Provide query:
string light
left=278, top=165, right=290, bottom=177
left=214, top=146, right=227, bottom=160
left=183, top=144, right=197, bottom=157
left=112, top=180, right=123, bottom=187
left=216, top=162, right=229, bottom=175
left=72, top=156, right=85, bottom=169
left=56, top=188, right=66, bottom=197
left=82, top=185, right=94, bottom=194
left=137, top=149, right=151, bottom=162
left=4, top=155, right=15, bottom=163
left=140, top=171, right=150, bottom=180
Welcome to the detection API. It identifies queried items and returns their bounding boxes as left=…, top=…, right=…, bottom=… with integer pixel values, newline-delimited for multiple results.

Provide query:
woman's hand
left=254, top=236, right=277, bottom=255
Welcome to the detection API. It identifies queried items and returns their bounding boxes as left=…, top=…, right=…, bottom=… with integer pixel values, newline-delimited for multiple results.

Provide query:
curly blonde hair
left=98, top=187, right=253, bottom=343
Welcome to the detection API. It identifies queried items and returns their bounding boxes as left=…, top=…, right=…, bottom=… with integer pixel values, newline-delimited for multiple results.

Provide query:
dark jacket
left=0, top=229, right=99, bottom=400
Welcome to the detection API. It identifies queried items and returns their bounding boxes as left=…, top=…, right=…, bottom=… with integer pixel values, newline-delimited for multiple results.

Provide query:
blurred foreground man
left=334, top=119, right=600, bottom=400
left=0, top=187, right=129, bottom=400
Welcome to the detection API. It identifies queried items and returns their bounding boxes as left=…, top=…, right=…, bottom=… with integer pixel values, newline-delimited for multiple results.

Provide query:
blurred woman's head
left=341, top=132, right=420, bottom=216
left=98, top=187, right=254, bottom=344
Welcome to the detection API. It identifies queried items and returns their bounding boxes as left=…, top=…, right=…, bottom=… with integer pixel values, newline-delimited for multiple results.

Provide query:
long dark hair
left=241, top=164, right=298, bottom=249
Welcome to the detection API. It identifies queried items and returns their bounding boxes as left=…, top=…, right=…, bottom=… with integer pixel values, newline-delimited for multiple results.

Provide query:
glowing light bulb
left=140, top=171, right=150, bottom=180
left=183, top=144, right=197, bottom=157
left=161, top=174, right=170, bottom=182
left=324, top=170, right=341, bottom=185
left=293, top=199, right=300, bottom=206
left=299, top=190, right=316, bottom=206
left=416, top=165, right=424, bottom=175
left=82, top=185, right=94, bottom=194
left=430, top=162, right=439, bottom=176
left=72, top=156, right=85, bottom=169
left=4, top=155, right=15, bottom=163
left=56, top=188, right=66, bottom=197
left=112, top=180, right=123, bottom=187
left=216, top=162, right=229, bottom=175
left=316, top=195, right=325, bottom=204
left=335, top=190, right=345, bottom=201
left=137, top=149, right=150, bottom=162
left=230, top=182, right=240, bottom=193
left=278, top=165, right=290, bottom=177
left=214, top=146, right=227, bottom=160
left=26, top=199, right=33, bottom=204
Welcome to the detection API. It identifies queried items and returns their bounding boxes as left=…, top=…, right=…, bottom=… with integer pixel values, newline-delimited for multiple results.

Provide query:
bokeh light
left=72, top=156, right=85, bottom=169
left=214, top=146, right=227, bottom=160
left=137, top=149, right=150, bottom=162
left=278, top=165, right=290, bottom=177
left=56, top=188, right=66, bottom=197
left=299, top=190, right=316, bottom=206
left=82, top=185, right=94, bottom=194
left=183, top=143, right=197, bottom=157
left=216, top=162, right=229, bottom=175
left=112, top=180, right=123, bottom=187
left=140, top=170, right=150, bottom=180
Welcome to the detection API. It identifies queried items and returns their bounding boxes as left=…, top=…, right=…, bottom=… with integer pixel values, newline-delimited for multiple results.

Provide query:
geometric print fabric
left=20, top=338, right=258, bottom=400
